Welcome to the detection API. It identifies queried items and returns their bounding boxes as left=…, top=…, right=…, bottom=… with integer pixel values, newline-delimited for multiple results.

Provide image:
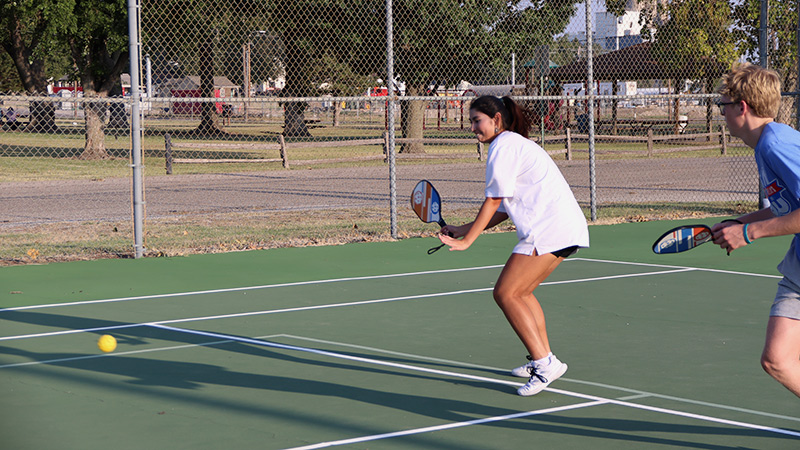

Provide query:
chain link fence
left=0, top=0, right=798, bottom=263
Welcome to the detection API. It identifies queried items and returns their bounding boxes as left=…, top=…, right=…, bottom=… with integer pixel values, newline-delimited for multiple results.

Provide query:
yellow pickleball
left=97, top=334, right=117, bottom=353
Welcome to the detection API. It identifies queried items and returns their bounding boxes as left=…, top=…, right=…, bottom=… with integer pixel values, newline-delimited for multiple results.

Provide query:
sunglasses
left=716, top=100, right=740, bottom=112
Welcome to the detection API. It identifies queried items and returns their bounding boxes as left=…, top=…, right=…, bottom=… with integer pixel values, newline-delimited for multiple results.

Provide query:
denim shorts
left=773, top=243, right=800, bottom=319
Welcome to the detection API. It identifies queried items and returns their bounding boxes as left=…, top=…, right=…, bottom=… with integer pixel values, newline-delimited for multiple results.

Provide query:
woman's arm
left=438, top=197, right=505, bottom=251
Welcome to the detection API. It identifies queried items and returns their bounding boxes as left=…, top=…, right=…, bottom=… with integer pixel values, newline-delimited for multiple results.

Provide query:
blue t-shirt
left=754, top=122, right=800, bottom=260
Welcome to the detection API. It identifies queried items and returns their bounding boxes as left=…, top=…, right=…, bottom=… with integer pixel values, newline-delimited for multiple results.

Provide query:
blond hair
left=719, top=63, right=781, bottom=119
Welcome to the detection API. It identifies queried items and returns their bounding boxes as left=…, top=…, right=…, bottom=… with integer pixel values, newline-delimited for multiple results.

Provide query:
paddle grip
left=437, top=218, right=453, bottom=237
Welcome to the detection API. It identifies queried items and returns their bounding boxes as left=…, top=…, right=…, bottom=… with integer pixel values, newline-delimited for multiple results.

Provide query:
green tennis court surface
left=2, top=219, right=798, bottom=449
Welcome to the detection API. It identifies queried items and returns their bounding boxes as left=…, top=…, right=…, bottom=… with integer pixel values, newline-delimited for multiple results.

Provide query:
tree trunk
left=194, top=33, right=224, bottom=136
left=284, top=101, right=310, bottom=137
left=107, top=102, right=128, bottom=129
left=400, top=85, right=425, bottom=153
left=3, top=17, right=56, bottom=133
left=80, top=100, right=110, bottom=160
left=282, top=33, right=311, bottom=138
left=333, top=100, right=341, bottom=127
left=25, top=101, right=57, bottom=133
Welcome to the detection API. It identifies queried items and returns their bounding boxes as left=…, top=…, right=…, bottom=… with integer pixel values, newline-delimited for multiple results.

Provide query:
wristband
left=743, top=223, right=753, bottom=244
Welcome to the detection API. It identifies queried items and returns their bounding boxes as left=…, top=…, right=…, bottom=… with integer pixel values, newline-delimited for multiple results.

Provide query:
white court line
left=4, top=323, right=797, bottom=444
left=4, top=259, right=794, bottom=439
left=283, top=400, right=610, bottom=450
left=141, top=326, right=800, bottom=444
left=559, top=377, right=800, bottom=424
left=0, top=269, right=696, bottom=343
left=4, top=328, right=797, bottom=428
left=0, top=265, right=504, bottom=313
left=281, top=334, right=800, bottom=424
left=149, top=324, right=521, bottom=387
left=0, top=334, right=285, bottom=370
left=0, top=288, right=494, bottom=342
left=573, top=257, right=783, bottom=279
left=1, top=257, right=778, bottom=314
left=284, top=393, right=799, bottom=450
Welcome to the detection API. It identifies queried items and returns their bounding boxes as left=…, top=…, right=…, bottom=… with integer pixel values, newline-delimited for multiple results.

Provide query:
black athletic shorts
left=551, top=245, right=579, bottom=258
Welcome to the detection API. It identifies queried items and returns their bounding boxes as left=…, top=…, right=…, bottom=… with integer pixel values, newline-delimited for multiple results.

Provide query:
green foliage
left=69, top=0, right=129, bottom=93
left=732, top=0, right=798, bottom=90
left=549, top=34, right=603, bottom=68
left=393, top=0, right=577, bottom=89
left=0, top=51, right=24, bottom=92
left=249, top=0, right=366, bottom=94
left=0, top=0, right=75, bottom=92
left=310, top=51, right=378, bottom=96
left=605, top=0, right=628, bottom=17
left=652, top=0, right=739, bottom=80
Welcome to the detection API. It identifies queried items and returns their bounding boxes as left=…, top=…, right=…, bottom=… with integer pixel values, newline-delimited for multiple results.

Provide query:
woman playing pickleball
left=438, top=95, right=589, bottom=396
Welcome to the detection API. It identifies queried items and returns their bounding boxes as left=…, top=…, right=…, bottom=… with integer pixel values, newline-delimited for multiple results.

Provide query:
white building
left=564, top=0, right=644, bottom=51
left=595, top=0, right=643, bottom=51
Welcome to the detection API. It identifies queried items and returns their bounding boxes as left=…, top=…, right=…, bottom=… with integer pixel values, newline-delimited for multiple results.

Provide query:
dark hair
left=469, top=95, right=532, bottom=138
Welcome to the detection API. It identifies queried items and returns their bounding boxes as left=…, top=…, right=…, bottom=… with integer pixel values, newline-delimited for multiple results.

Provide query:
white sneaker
left=511, top=356, right=534, bottom=378
left=517, top=358, right=567, bottom=397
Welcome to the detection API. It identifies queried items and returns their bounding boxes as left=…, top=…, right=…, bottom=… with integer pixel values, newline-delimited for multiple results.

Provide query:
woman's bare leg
left=493, top=252, right=564, bottom=359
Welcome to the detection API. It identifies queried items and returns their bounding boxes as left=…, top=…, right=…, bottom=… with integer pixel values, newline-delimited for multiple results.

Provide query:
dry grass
left=0, top=202, right=757, bottom=266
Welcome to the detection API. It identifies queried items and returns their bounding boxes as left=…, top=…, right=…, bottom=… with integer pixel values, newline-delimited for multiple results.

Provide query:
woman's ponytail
left=501, top=96, right=532, bottom=138
left=470, top=95, right=532, bottom=139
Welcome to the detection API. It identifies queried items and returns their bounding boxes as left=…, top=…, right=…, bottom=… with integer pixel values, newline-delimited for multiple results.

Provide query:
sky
left=565, top=0, right=608, bottom=35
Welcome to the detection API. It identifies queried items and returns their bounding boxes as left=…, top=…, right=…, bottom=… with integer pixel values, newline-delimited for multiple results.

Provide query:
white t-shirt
left=485, top=131, right=589, bottom=255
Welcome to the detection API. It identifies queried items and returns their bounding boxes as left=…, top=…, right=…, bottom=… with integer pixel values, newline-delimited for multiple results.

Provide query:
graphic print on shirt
left=763, top=177, right=793, bottom=216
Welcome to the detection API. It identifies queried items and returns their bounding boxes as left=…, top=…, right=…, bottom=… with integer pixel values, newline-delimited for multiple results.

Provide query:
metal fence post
left=758, top=0, right=769, bottom=209
left=386, top=0, right=397, bottom=239
left=128, top=0, right=144, bottom=258
left=586, top=0, right=597, bottom=222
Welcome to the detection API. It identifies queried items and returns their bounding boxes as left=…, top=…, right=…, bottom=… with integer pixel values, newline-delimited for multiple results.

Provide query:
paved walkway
left=0, top=158, right=758, bottom=227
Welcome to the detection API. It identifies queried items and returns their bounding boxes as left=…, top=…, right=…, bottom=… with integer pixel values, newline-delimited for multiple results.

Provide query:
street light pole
left=243, top=31, right=267, bottom=123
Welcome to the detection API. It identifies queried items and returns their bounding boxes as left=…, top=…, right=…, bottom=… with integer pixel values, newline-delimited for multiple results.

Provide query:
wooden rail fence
left=163, top=124, right=742, bottom=174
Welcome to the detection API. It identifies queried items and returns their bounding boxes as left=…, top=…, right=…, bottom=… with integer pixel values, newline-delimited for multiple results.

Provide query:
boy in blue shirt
left=712, top=63, right=800, bottom=397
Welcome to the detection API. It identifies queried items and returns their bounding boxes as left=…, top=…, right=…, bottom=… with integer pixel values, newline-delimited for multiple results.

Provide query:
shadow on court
left=2, top=344, right=790, bottom=450
left=2, top=309, right=797, bottom=449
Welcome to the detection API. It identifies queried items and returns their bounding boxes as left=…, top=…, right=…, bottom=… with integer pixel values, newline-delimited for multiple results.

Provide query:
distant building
left=595, top=0, right=643, bottom=51
left=156, top=76, right=239, bottom=98
left=156, top=76, right=239, bottom=115
left=562, top=0, right=645, bottom=51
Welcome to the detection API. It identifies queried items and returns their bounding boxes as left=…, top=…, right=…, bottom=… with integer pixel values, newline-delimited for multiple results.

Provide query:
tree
left=655, top=0, right=737, bottom=133
left=67, top=0, right=129, bottom=159
left=266, top=0, right=383, bottom=137
left=652, top=0, right=738, bottom=79
left=142, top=1, right=344, bottom=137
left=392, top=0, right=578, bottom=153
left=0, top=50, right=24, bottom=92
left=732, top=0, right=798, bottom=125
left=550, top=35, right=586, bottom=68
left=0, top=0, right=72, bottom=132
left=309, top=51, right=377, bottom=127
left=143, top=1, right=243, bottom=136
